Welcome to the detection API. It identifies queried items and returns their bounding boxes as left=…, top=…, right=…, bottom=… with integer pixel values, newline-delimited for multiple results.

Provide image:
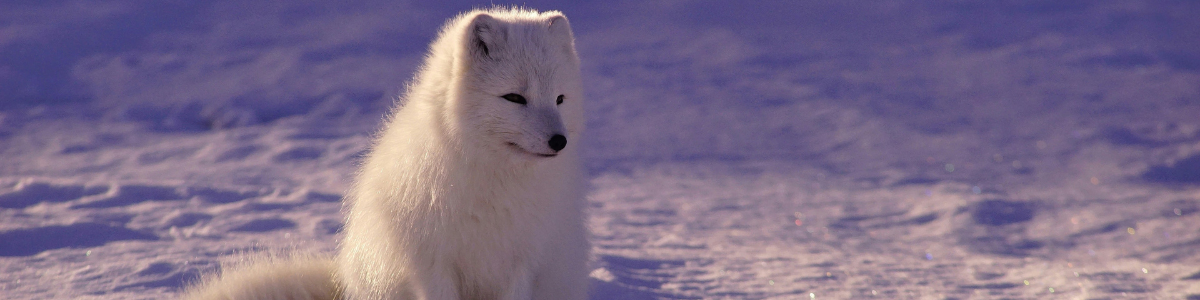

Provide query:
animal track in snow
left=162, top=212, right=214, bottom=228
left=0, top=179, right=273, bottom=210
left=271, top=146, right=324, bottom=162
left=72, top=185, right=184, bottom=208
left=215, top=145, right=263, bottom=162
left=590, top=255, right=696, bottom=300
left=229, top=218, right=297, bottom=233
left=0, top=222, right=158, bottom=257
left=0, top=180, right=108, bottom=209
left=115, top=261, right=200, bottom=292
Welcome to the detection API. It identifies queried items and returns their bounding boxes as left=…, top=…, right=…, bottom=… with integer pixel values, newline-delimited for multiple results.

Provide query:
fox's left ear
left=547, top=15, right=576, bottom=53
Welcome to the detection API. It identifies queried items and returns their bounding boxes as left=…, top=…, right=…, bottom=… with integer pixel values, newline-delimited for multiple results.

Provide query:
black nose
left=548, top=134, right=567, bottom=151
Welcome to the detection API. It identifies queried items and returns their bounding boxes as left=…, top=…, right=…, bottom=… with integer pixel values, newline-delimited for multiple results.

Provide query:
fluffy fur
left=182, top=255, right=340, bottom=300
left=182, top=7, right=588, bottom=300
left=338, top=7, right=588, bottom=300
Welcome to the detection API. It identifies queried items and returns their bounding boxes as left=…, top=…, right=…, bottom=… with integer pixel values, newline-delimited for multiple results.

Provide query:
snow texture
left=2, top=1, right=1200, bottom=299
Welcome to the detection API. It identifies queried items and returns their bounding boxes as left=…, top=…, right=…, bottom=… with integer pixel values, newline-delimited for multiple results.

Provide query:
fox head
left=445, top=9, right=584, bottom=164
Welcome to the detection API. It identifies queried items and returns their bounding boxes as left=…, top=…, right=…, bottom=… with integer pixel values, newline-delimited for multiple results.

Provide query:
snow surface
left=3, top=1, right=1200, bottom=299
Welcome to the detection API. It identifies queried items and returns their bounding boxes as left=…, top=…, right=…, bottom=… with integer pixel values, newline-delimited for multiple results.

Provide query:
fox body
left=338, top=7, right=588, bottom=300
left=182, top=8, right=588, bottom=300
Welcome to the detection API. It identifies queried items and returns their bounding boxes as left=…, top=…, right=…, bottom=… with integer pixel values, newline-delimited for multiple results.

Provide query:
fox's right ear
left=467, top=13, right=506, bottom=60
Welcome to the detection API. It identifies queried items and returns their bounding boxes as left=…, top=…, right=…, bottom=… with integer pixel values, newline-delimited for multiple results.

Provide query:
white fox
left=183, top=7, right=589, bottom=300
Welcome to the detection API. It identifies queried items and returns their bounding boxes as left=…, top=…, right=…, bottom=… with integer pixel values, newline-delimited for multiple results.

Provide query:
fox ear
left=547, top=15, right=574, bottom=46
left=547, top=15, right=577, bottom=56
left=468, top=13, right=505, bottom=59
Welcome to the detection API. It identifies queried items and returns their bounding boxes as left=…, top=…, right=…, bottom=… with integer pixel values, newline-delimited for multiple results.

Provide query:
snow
left=3, top=1, right=1200, bottom=299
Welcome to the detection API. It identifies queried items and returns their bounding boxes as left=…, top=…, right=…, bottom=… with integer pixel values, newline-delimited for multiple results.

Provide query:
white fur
left=338, top=7, right=587, bottom=300
left=181, top=255, right=339, bottom=300
left=181, top=7, right=588, bottom=300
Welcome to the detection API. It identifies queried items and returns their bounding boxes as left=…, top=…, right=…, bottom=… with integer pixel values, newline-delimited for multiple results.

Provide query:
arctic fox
left=183, top=8, right=588, bottom=300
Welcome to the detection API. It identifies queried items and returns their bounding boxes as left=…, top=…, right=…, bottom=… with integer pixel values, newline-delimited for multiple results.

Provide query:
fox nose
left=548, top=134, right=567, bottom=152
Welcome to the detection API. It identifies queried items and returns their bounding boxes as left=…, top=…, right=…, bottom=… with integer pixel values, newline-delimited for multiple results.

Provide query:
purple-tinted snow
left=2, top=1, right=1199, bottom=299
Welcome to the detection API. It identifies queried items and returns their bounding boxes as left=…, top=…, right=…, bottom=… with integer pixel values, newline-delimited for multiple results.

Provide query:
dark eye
left=501, top=93, right=527, bottom=105
left=556, top=95, right=564, bottom=105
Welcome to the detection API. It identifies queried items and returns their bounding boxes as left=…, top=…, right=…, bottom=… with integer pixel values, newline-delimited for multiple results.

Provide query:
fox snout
left=532, top=107, right=568, bottom=155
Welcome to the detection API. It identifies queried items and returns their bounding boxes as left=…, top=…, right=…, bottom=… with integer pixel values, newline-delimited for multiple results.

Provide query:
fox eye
left=556, top=95, right=564, bottom=105
left=501, top=93, right=527, bottom=105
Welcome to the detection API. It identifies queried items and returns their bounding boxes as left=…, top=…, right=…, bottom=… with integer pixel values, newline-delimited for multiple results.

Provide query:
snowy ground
left=2, top=1, right=1200, bottom=299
